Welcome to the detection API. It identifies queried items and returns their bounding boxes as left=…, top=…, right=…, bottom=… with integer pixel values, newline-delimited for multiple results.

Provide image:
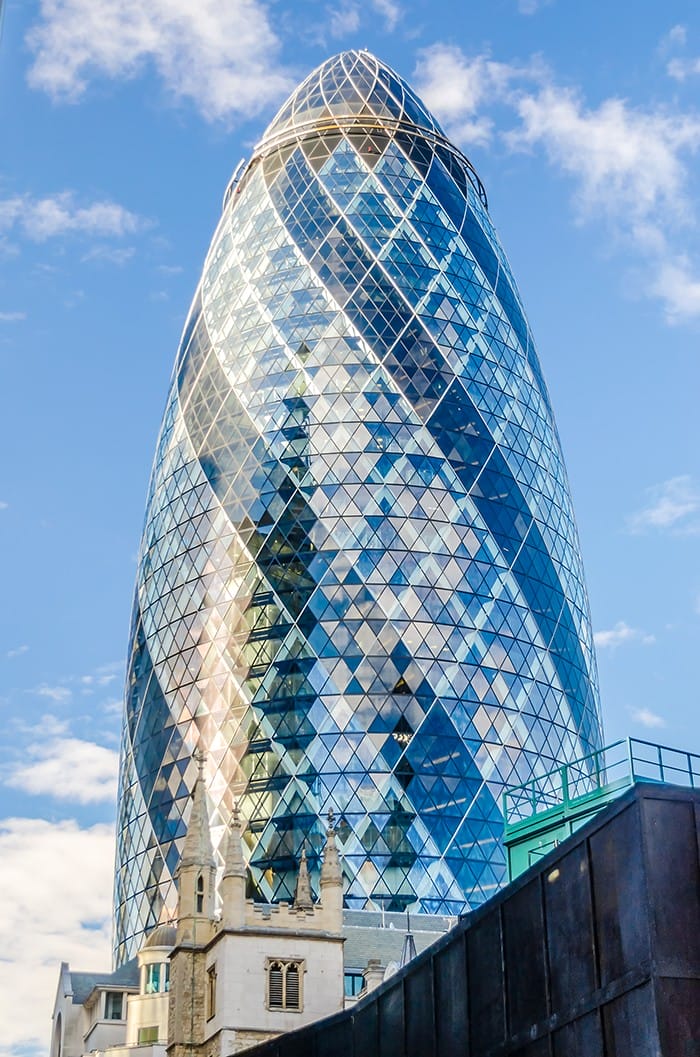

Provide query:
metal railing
left=503, top=737, right=700, bottom=828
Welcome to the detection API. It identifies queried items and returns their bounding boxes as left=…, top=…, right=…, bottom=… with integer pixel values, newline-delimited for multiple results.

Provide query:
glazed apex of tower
left=261, top=50, right=447, bottom=145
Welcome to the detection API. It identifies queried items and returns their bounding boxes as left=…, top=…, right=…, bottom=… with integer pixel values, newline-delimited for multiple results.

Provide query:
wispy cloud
left=627, top=475, right=700, bottom=533
left=6, top=645, right=29, bottom=659
left=0, top=192, right=145, bottom=250
left=6, top=736, right=119, bottom=803
left=328, top=1, right=360, bottom=37
left=370, top=0, right=402, bottom=31
left=517, top=0, right=554, bottom=13
left=413, top=44, right=700, bottom=323
left=414, top=45, right=524, bottom=146
left=13, top=713, right=70, bottom=739
left=629, top=706, right=666, bottom=729
left=594, top=621, right=655, bottom=650
left=0, top=311, right=26, bottom=322
left=668, top=56, right=700, bottom=80
left=33, top=683, right=72, bottom=703
left=81, top=244, right=135, bottom=266
left=662, top=23, right=700, bottom=80
left=659, top=24, right=687, bottom=54
left=27, top=0, right=293, bottom=123
left=651, top=255, right=700, bottom=322
left=0, top=501, right=8, bottom=511
left=0, top=816, right=114, bottom=1057
left=507, top=88, right=700, bottom=226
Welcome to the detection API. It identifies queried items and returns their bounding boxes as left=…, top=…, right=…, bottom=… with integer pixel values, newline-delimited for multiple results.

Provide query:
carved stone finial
left=179, top=750, right=215, bottom=870
left=223, top=804, right=246, bottom=881
left=293, top=846, right=314, bottom=910
left=320, top=812, right=342, bottom=889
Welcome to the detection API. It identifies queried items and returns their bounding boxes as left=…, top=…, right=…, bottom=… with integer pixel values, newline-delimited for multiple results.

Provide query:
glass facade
left=114, top=50, right=602, bottom=964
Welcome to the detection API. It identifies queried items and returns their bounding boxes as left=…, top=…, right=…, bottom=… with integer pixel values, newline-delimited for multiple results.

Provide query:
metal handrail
left=503, top=737, right=700, bottom=827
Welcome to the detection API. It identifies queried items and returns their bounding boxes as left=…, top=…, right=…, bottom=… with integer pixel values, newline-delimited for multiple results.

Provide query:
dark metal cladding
left=245, top=784, right=700, bottom=1057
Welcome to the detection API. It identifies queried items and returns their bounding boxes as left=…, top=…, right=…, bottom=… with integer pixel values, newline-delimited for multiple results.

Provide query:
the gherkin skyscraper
left=114, top=50, right=602, bottom=964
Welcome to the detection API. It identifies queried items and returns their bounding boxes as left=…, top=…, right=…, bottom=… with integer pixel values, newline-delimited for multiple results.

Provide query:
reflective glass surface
left=114, top=50, right=602, bottom=964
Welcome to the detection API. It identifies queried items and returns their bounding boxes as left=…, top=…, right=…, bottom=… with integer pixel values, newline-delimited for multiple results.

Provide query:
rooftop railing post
left=657, top=743, right=665, bottom=783
left=561, top=764, right=569, bottom=809
left=627, top=737, right=635, bottom=784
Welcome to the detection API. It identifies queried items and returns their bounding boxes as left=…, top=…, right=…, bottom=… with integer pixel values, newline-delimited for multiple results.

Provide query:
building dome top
left=143, top=924, right=177, bottom=950
left=261, top=50, right=445, bottom=147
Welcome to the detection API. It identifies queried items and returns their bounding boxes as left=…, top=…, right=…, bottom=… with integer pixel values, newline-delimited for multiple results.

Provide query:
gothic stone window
left=266, top=959, right=304, bottom=1012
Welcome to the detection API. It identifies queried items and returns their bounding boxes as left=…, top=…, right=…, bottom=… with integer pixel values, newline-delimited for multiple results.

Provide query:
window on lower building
left=104, top=992, right=124, bottom=1020
left=344, top=972, right=365, bottom=998
left=266, top=960, right=304, bottom=1012
left=206, top=964, right=217, bottom=1020
left=137, top=1027, right=159, bottom=1044
left=163, top=961, right=170, bottom=993
left=145, top=963, right=160, bottom=994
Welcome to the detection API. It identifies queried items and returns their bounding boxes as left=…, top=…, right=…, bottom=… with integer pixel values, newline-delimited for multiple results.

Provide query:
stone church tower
left=167, top=759, right=345, bottom=1056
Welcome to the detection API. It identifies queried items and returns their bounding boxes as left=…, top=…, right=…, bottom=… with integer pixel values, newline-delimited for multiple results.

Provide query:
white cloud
left=661, top=25, right=700, bottom=85
left=328, top=1, right=360, bottom=37
left=0, top=311, right=26, bottom=322
left=14, top=714, right=70, bottom=738
left=668, top=56, right=700, bottom=80
left=630, top=706, right=666, bottom=729
left=370, top=0, right=402, bottom=31
left=34, top=683, right=72, bottom=703
left=0, top=816, right=114, bottom=1057
left=651, top=255, right=700, bottom=322
left=414, top=45, right=521, bottom=146
left=81, top=245, right=135, bottom=266
left=6, top=644, right=29, bottom=659
left=661, top=24, right=687, bottom=51
left=0, top=192, right=144, bottom=244
left=508, top=88, right=700, bottom=224
left=0, top=501, right=8, bottom=510
left=414, top=44, right=700, bottom=321
left=6, top=736, right=119, bottom=803
left=628, top=475, right=700, bottom=533
left=27, top=0, right=293, bottom=123
left=594, top=621, right=656, bottom=650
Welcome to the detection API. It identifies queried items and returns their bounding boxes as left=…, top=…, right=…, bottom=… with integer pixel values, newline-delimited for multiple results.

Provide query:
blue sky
left=1, top=0, right=700, bottom=1051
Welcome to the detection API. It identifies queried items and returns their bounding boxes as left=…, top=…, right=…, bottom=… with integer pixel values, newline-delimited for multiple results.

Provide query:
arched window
left=266, top=959, right=304, bottom=1011
left=196, top=874, right=204, bottom=913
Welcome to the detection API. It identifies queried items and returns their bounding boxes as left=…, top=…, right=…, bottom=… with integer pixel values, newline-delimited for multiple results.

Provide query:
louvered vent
left=268, top=963, right=283, bottom=1008
left=286, top=964, right=300, bottom=1009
